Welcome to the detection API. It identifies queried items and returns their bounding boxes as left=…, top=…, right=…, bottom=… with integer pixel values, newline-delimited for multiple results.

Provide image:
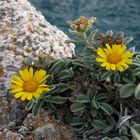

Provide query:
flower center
left=107, top=53, right=122, bottom=64
left=23, top=80, right=38, bottom=92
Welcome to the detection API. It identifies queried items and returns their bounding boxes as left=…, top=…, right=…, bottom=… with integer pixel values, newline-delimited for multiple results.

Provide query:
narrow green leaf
left=70, top=103, right=86, bottom=112
left=123, top=37, right=133, bottom=45
left=100, top=103, right=113, bottom=116
left=26, top=100, right=35, bottom=111
left=120, top=83, right=136, bottom=98
left=76, top=94, right=90, bottom=103
left=101, top=71, right=111, bottom=80
left=131, top=124, right=140, bottom=140
left=72, top=60, right=93, bottom=71
left=135, top=83, right=140, bottom=100
left=69, top=117, right=84, bottom=126
left=32, top=100, right=44, bottom=116
left=133, top=68, right=140, bottom=76
left=91, top=99, right=100, bottom=109
left=50, top=96, right=67, bottom=104
left=58, top=69, right=74, bottom=80
left=49, top=60, right=64, bottom=73
left=101, top=137, right=111, bottom=140
left=90, top=110, right=97, bottom=117
left=87, top=29, right=98, bottom=40
left=91, top=119, right=106, bottom=130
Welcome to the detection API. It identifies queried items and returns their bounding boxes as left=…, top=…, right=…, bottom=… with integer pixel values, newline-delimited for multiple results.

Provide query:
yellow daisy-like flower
left=96, top=44, right=133, bottom=72
left=10, top=67, right=50, bottom=101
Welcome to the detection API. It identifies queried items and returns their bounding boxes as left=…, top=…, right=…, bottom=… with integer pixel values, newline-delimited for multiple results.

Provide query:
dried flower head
left=68, top=16, right=96, bottom=32
left=10, top=67, right=50, bottom=101
left=94, top=31, right=131, bottom=48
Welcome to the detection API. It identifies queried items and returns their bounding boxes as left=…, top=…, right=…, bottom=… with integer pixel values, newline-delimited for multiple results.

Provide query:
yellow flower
left=10, top=67, right=50, bottom=101
left=96, top=44, right=133, bottom=72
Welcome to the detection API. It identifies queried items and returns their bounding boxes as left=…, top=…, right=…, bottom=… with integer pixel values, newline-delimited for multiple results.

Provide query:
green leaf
left=70, top=103, right=86, bottom=112
left=131, top=124, right=140, bottom=140
left=101, top=137, right=111, bottom=140
left=123, top=70, right=135, bottom=83
left=101, top=71, right=111, bottom=81
left=51, top=83, right=68, bottom=94
left=46, top=75, right=54, bottom=84
left=32, top=100, right=44, bottom=116
left=91, top=99, right=100, bottom=109
left=114, top=72, right=120, bottom=83
left=72, top=60, right=93, bottom=71
left=120, top=136, right=129, bottom=140
left=100, top=103, right=113, bottom=116
left=133, top=68, right=140, bottom=76
left=50, top=96, right=67, bottom=104
left=87, top=29, right=98, bottom=40
left=120, top=83, right=136, bottom=98
left=95, top=93, right=107, bottom=101
left=26, top=100, right=35, bottom=111
left=49, top=60, right=64, bottom=73
left=69, top=117, right=84, bottom=126
left=112, top=138, right=122, bottom=140
left=123, top=37, right=133, bottom=45
left=47, top=102, right=57, bottom=112
left=58, top=69, right=74, bottom=80
left=76, top=94, right=90, bottom=103
left=135, top=83, right=140, bottom=100
left=90, top=110, right=97, bottom=117
left=91, top=119, right=106, bottom=130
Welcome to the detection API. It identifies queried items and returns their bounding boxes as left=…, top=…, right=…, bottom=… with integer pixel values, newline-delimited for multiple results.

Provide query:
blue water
left=30, top=0, right=140, bottom=49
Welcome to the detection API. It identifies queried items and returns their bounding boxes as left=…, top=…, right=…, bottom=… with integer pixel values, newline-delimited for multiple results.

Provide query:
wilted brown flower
left=68, top=16, right=96, bottom=32
left=94, top=31, right=125, bottom=48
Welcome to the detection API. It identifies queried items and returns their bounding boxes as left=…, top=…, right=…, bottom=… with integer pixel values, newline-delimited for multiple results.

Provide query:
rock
left=0, top=0, right=76, bottom=139
left=0, top=0, right=75, bottom=91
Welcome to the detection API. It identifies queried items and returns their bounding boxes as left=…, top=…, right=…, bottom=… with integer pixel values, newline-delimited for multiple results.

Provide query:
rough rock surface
left=0, top=0, right=75, bottom=139
left=0, top=0, right=75, bottom=91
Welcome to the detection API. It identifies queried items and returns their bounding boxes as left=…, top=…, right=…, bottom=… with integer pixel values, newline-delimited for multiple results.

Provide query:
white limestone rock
left=0, top=0, right=75, bottom=91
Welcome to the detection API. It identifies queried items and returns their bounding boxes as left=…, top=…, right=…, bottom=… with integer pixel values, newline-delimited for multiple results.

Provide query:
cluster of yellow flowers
left=68, top=16, right=96, bottom=32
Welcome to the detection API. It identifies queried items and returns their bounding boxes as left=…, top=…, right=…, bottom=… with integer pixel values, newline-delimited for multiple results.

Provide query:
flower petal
left=23, top=69, right=30, bottom=81
left=101, top=63, right=109, bottom=67
left=11, top=88, right=23, bottom=94
left=15, top=92, right=25, bottom=98
left=106, top=64, right=111, bottom=70
left=39, top=75, right=49, bottom=84
left=110, top=64, right=116, bottom=70
left=27, top=93, right=33, bottom=100
left=105, top=44, right=112, bottom=52
left=117, top=64, right=124, bottom=72
left=96, top=58, right=107, bottom=63
left=97, top=48, right=107, bottom=59
left=21, top=93, right=28, bottom=101
left=10, top=80, right=23, bottom=86
left=19, top=70, right=28, bottom=81
left=34, top=70, right=46, bottom=81
left=29, top=67, right=33, bottom=79
left=12, top=75, right=24, bottom=83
